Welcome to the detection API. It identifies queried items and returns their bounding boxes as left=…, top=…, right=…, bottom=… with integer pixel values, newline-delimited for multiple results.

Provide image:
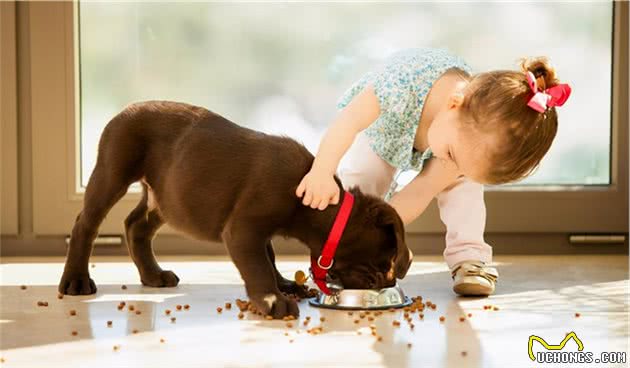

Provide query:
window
left=78, top=2, right=613, bottom=187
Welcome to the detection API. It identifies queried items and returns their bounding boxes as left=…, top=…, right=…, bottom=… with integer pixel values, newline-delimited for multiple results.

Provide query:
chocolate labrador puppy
left=58, top=101, right=412, bottom=318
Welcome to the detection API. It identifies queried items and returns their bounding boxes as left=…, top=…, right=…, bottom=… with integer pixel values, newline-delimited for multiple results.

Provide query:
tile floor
left=1, top=255, right=628, bottom=368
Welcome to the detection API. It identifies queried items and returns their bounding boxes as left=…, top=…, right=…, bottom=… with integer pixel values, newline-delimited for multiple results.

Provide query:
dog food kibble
left=461, top=351, right=468, bottom=357
left=377, top=336, right=383, bottom=342
left=113, top=345, right=120, bottom=351
left=135, top=310, right=141, bottom=315
left=459, top=316, right=466, bottom=322
left=160, top=338, right=165, bottom=343
left=294, top=270, right=307, bottom=286
left=368, top=316, right=374, bottom=322
left=69, top=310, right=77, bottom=316
left=286, top=322, right=293, bottom=328
left=170, top=317, right=176, bottom=323
left=265, top=315, right=273, bottom=320
left=224, top=303, right=231, bottom=310
left=235, top=299, right=249, bottom=311
left=359, top=312, right=366, bottom=319
left=320, top=317, right=325, bottom=322
left=184, top=304, right=190, bottom=310
left=419, top=313, right=424, bottom=319
left=121, top=285, right=127, bottom=290
left=467, top=313, right=472, bottom=317
left=216, top=307, right=223, bottom=313
left=165, top=309, right=171, bottom=315
left=128, top=305, right=135, bottom=312
left=375, top=311, right=383, bottom=316
left=388, top=308, right=395, bottom=313
left=439, top=316, right=445, bottom=322
left=354, top=319, right=360, bottom=324
left=409, top=323, right=415, bottom=329
left=132, top=329, right=139, bottom=334
left=403, top=312, right=409, bottom=318
left=37, top=301, right=44, bottom=307
left=71, top=331, right=78, bottom=336
left=107, top=321, right=113, bottom=327
left=20, top=285, right=27, bottom=290
left=176, top=305, right=182, bottom=311
left=119, top=301, right=126, bottom=307
left=430, top=304, right=437, bottom=310
left=117, top=305, right=124, bottom=311
left=392, top=320, right=401, bottom=327
left=407, top=343, right=413, bottom=349
left=493, top=306, right=499, bottom=311
left=575, top=312, right=580, bottom=318
left=57, top=294, right=64, bottom=299
left=238, top=312, right=244, bottom=319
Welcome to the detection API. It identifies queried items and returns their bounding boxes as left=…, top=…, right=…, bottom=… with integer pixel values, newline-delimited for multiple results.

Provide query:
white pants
left=338, top=132, right=493, bottom=268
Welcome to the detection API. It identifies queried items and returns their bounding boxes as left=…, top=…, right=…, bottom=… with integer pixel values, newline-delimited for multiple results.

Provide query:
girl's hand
left=295, top=169, right=340, bottom=210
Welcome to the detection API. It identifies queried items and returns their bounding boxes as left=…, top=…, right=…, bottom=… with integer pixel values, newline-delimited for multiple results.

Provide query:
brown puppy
left=58, top=101, right=412, bottom=318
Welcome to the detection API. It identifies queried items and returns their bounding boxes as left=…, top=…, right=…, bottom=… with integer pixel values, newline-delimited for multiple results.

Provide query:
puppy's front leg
left=222, top=225, right=299, bottom=319
left=266, top=241, right=310, bottom=298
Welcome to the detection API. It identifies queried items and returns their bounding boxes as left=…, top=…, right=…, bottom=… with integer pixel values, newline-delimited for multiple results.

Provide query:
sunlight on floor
left=1, top=255, right=628, bottom=368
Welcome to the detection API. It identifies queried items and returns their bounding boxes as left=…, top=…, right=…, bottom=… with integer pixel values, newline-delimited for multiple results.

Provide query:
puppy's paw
left=140, top=270, right=180, bottom=288
left=277, top=278, right=311, bottom=299
left=251, top=292, right=299, bottom=319
left=58, top=273, right=97, bottom=295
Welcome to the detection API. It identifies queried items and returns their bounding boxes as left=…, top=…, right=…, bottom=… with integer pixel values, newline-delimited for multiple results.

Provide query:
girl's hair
left=459, top=56, right=562, bottom=185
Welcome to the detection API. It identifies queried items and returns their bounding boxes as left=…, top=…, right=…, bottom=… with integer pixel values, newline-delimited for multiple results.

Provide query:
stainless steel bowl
left=308, top=284, right=412, bottom=310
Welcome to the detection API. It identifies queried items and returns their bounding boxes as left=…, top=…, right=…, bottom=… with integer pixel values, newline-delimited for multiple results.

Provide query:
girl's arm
left=296, top=85, right=381, bottom=210
left=388, top=157, right=460, bottom=225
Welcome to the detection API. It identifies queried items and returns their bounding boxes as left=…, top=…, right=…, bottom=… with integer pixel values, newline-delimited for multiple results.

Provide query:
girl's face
left=427, top=88, right=495, bottom=184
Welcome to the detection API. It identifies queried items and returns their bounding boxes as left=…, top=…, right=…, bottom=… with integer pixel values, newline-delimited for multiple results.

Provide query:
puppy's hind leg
left=124, top=182, right=179, bottom=287
left=58, top=163, right=132, bottom=295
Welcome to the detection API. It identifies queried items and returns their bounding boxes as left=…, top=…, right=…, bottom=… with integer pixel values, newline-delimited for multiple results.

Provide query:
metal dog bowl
left=309, top=284, right=412, bottom=310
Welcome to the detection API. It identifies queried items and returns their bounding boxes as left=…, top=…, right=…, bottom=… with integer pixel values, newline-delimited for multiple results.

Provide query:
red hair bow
left=526, top=71, right=572, bottom=113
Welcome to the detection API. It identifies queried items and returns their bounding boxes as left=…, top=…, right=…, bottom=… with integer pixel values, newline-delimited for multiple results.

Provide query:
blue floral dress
left=336, top=47, right=472, bottom=199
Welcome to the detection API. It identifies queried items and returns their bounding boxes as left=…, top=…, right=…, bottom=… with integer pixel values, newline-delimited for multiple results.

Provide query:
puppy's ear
left=379, top=210, right=413, bottom=279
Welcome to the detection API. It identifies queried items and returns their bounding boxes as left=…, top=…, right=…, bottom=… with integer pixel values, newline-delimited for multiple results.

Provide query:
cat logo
left=528, top=332, right=584, bottom=361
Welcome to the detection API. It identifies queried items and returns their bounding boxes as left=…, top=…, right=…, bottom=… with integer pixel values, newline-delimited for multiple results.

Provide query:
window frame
left=23, top=2, right=627, bottom=236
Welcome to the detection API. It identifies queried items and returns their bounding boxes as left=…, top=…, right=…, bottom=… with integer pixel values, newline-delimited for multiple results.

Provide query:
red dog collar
left=310, top=191, right=354, bottom=295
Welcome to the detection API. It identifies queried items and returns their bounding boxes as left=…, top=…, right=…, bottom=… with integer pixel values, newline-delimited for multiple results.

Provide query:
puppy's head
left=325, top=187, right=413, bottom=290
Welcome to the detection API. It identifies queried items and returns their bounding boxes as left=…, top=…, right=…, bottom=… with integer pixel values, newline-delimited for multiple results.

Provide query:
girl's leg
left=436, top=176, right=493, bottom=268
left=337, top=132, right=396, bottom=197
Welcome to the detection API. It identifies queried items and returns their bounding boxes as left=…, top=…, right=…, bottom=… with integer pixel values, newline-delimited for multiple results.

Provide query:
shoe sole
left=453, top=282, right=494, bottom=296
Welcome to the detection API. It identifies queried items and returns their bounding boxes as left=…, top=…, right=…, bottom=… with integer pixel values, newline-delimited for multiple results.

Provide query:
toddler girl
left=296, top=47, right=571, bottom=296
